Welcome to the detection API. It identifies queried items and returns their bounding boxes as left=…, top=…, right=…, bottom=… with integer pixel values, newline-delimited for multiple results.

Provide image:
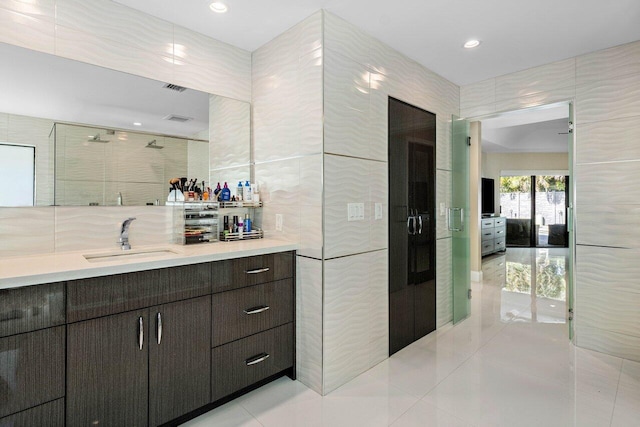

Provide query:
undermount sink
left=84, top=249, right=178, bottom=263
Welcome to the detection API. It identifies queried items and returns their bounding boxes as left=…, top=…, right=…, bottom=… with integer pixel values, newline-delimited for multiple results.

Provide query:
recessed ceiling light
left=464, top=39, right=481, bottom=49
left=209, top=2, right=228, bottom=13
left=133, top=122, right=142, bottom=126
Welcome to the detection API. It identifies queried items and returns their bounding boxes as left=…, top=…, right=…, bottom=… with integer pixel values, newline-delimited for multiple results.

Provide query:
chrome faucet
left=118, top=217, right=136, bottom=250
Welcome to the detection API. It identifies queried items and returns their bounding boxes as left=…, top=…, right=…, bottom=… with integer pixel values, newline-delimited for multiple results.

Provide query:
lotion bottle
left=244, top=181, right=252, bottom=202
left=221, top=182, right=231, bottom=201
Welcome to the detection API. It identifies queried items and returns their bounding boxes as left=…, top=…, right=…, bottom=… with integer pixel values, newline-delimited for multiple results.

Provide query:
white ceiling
left=113, top=0, right=640, bottom=85
left=481, top=104, right=569, bottom=153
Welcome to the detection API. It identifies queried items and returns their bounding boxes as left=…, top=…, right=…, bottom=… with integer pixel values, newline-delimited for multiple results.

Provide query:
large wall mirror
left=0, top=42, right=251, bottom=207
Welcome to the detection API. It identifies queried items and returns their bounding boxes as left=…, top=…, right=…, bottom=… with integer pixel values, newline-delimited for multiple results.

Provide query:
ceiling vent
left=164, top=83, right=187, bottom=92
left=163, top=114, right=193, bottom=123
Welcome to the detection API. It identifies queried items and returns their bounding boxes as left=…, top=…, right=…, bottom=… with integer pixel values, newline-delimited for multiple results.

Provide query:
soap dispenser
left=221, top=182, right=231, bottom=201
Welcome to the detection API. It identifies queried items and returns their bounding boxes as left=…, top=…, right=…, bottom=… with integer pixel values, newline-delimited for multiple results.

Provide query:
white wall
left=461, top=40, right=640, bottom=362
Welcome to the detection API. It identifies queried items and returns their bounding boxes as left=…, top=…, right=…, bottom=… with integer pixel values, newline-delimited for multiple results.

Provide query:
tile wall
left=460, top=40, right=640, bottom=362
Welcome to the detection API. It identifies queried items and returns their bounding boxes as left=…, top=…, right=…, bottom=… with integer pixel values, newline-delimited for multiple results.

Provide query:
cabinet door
left=149, top=296, right=211, bottom=427
left=67, top=309, right=149, bottom=427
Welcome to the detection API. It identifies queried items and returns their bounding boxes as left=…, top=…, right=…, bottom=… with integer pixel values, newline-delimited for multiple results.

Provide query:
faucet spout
left=119, top=217, right=136, bottom=250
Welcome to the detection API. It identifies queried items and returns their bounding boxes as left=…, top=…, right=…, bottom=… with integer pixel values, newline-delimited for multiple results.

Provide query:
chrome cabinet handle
left=418, top=215, right=423, bottom=234
left=156, top=312, right=162, bottom=345
left=138, top=316, right=144, bottom=351
left=245, top=353, right=270, bottom=366
left=245, top=267, right=270, bottom=274
left=243, top=305, right=270, bottom=315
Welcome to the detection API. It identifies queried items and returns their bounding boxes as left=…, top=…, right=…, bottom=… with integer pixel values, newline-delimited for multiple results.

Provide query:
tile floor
left=183, top=248, right=640, bottom=427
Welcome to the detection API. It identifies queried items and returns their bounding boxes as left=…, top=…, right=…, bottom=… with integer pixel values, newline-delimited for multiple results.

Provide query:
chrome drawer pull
left=245, top=267, right=270, bottom=274
left=156, top=312, right=162, bottom=345
left=138, top=316, right=144, bottom=350
left=245, top=353, right=270, bottom=366
left=243, top=306, right=270, bottom=315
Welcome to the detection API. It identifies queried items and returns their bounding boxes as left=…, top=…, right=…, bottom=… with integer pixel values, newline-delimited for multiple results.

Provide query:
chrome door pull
left=245, top=353, right=270, bottom=366
left=418, top=215, right=423, bottom=234
left=243, top=305, right=270, bottom=315
left=138, top=316, right=144, bottom=350
left=245, top=267, right=270, bottom=274
left=156, top=312, right=162, bottom=345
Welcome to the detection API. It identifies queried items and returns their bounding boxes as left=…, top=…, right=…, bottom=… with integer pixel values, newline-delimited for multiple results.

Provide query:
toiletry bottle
left=232, top=215, right=239, bottom=233
left=214, top=182, right=221, bottom=199
left=244, top=181, right=252, bottom=202
left=244, top=213, right=252, bottom=233
left=221, top=182, right=231, bottom=201
left=223, top=216, right=229, bottom=238
left=238, top=218, right=244, bottom=239
left=237, top=181, right=243, bottom=201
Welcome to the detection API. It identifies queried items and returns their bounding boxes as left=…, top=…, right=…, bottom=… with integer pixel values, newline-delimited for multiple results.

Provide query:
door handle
left=156, top=312, right=162, bottom=345
left=138, top=316, right=144, bottom=351
left=418, top=214, right=423, bottom=234
left=243, top=305, right=270, bottom=315
left=245, top=352, right=270, bottom=366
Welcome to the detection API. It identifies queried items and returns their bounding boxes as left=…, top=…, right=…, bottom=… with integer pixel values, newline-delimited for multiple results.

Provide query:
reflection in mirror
left=0, top=42, right=251, bottom=206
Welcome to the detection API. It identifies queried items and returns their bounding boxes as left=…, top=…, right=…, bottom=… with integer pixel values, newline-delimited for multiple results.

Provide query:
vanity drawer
left=0, top=398, right=64, bottom=427
left=211, top=323, right=293, bottom=401
left=0, top=283, right=65, bottom=338
left=481, top=219, right=495, bottom=229
left=212, top=279, right=293, bottom=347
left=67, top=263, right=211, bottom=322
left=0, top=326, right=65, bottom=418
left=481, top=228, right=495, bottom=241
left=212, top=252, right=294, bottom=293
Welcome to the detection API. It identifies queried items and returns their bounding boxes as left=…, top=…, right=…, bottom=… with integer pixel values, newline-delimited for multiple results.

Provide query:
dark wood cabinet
left=0, top=282, right=65, bottom=338
left=211, top=252, right=294, bottom=293
left=0, top=326, right=65, bottom=419
left=0, top=398, right=64, bottom=427
left=67, top=309, right=149, bottom=427
left=212, top=279, right=293, bottom=347
left=212, top=323, right=293, bottom=401
left=149, top=296, right=211, bottom=427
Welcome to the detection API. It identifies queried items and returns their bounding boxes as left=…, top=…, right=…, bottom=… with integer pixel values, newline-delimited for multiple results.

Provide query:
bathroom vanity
left=0, top=241, right=296, bottom=426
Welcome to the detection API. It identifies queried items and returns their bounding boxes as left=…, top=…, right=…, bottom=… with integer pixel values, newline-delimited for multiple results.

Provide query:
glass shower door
left=451, top=116, right=470, bottom=323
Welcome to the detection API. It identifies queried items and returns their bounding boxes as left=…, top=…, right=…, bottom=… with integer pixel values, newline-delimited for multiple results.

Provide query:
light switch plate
left=348, top=203, right=365, bottom=221
left=275, top=214, right=283, bottom=231
left=375, top=203, right=383, bottom=220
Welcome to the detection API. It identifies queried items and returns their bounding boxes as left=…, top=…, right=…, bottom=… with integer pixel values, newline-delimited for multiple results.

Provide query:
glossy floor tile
left=183, top=247, right=637, bottom=426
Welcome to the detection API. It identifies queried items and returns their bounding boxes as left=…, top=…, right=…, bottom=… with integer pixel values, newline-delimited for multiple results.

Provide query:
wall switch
left=275, top=214, right=283, bottom=231
left=348, top=203, right=365, bottom=221
left=375, top=203, right=383, bottom=220
left=440, top=203, right=446, bottom=216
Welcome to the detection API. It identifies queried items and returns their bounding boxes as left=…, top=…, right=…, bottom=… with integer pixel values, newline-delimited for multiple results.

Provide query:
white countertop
left=0, top=239, right=298, bottom=289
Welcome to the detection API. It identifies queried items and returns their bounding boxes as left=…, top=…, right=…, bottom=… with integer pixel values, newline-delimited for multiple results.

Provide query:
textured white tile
left=369, top=249, right=389, bottom=367
left=297, top=49, right=324, bottom=156
left=369, top=73, right=388, bottom=162
left=295, top=257, right=323, bottom=394
left=187, top=140, right=209, bottom=184
left=55, top=24, right=174, bottom=85
left=436, top=117, right=452, bottom=171
left=323, top=253, right=374, bottom=393
left=460, top=79, right=495, bottom=110
left=495, top=58, right=576, bottom=102
left=436, top=170, right=452, bottom=239
left=576, top=73, right=640, bottom=124
left=0, top=2, right=55, bottom=54
left=577, top=245, right=640, bottom=294
left=299, top=204, right=323, bottom=259
left=254, top=157, right=301, bottom=206
left=576, top=206, right=640, bottom=249
left=56, top=0, right=172, bottom=57
left=323, top=51, right=370, bottom=158
left=209, top=166, right=251, bottom=194
left=577, top=281, right=640, bottom=337
left=494, top=85, right=575, bottom=114
left=298, top=154, right=323, bottom=207
left=577, top=116, right=640, bottom=164
left=324, top=155, right=369, bottom=206
left=0, top=207, right=54, bottom=256
left=54, top=206, right=172, bottom=252
left=209, top=95, right=251, bottom=170
left=577, top=40, right=640, bottom=86
left=436, top=238, right=453, bottom=328
left=577, top=326, right=640, bottom=363
left=576, top=161, right=640, bottom=206
left=460, top=103, right=496, bottom=119
left=259, top=203, right=301, bottom=244
left=323, top=11, right=370, bottom=66
left=324, top=202, right=370, bottom=259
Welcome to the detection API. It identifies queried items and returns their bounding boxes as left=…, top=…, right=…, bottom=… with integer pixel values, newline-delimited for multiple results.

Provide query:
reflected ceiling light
left=133, top=122, right=142, bottom=126
left=463, top=39, right=481, bottom=49
left=209, top=2, right=228, bottom=13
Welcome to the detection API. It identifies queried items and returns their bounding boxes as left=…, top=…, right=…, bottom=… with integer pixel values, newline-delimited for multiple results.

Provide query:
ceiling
left=481, top=104, right=569, bottom=153
left=113, top=0, right=640, bottom=86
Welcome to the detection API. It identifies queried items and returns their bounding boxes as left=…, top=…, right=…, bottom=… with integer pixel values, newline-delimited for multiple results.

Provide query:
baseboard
left=471, top=270, right=483, bottom=282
